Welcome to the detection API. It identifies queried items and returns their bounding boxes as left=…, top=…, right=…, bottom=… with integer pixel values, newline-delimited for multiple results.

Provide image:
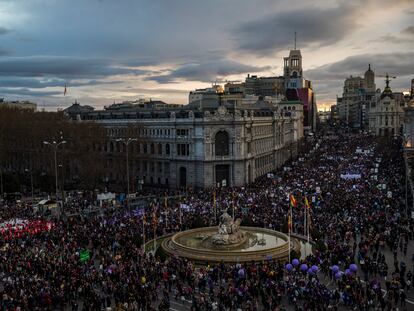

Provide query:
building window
left=177, top=144, right=190, bottom=156
left=215, top=131, right=229, bottom=156
left=158, top=143, right=162, bottom=155
left=166, top=144, right=170, bottom=155
left=176, top=129, right=189, bottom=136
left=143, top=143, right=147, bottom=154
left=150, top=143, right=155, bottom=154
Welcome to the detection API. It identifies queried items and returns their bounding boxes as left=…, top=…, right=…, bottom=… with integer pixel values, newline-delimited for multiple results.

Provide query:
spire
left=368, top=64, right=371, bottom=70
left=294, top=31, right=297, bottom=50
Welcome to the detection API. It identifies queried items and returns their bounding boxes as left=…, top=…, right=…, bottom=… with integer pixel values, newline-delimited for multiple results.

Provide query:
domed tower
left=364, top=64, right=375, bottom=92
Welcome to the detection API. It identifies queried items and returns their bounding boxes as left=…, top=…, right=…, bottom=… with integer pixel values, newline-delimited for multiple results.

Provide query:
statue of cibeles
left=212, top=212, right=245, bottom=245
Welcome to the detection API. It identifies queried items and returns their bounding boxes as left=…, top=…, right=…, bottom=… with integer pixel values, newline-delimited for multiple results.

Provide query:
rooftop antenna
left=294, top=31, right=297, bottom=50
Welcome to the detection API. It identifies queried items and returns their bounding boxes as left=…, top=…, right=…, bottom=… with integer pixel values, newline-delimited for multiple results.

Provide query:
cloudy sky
left=0, top=0, right=413, bottom=111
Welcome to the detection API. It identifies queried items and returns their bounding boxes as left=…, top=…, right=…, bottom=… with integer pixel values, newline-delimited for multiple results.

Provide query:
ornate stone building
left=368, top=76, right=405, bottom=136
left=65, top=100, right=303, bottom=189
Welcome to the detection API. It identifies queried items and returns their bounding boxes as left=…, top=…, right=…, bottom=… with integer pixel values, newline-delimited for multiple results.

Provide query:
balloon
left=349, top=264, right=358, bottom=272
left=292, top=259, right=300, bottom=266
left=238, top=268, right=245, bottom=278
left=300, top=264, right=308, bottom=272
left=332, top=265, right=339, bottom=273
left=311, top=265, right=319, bottom=273
left=285, top=263, right=293, bottom=272
left=345, top=269, right=352, bottom=276
left=307, top=268, right=314, bottom=275
left=335, top=272, right=342, bottom=279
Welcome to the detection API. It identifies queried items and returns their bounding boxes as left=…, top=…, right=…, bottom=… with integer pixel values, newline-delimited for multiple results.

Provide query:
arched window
left=166, top=144, right=170, bottom=155
left=158, top=143, right=162, bottom=155
left=215, top=131, right=229, bottom=156
left=150, top=143, right=155, bottom=154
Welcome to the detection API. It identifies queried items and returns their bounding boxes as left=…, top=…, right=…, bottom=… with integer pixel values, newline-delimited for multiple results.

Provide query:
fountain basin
left=161, top=226, right=300, bottom=264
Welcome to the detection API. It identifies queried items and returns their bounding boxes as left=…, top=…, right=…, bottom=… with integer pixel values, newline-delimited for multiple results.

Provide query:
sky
left=0, top=0, right=413, bottom=111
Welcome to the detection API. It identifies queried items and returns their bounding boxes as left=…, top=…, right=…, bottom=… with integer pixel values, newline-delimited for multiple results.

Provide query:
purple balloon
left=345, top=269, right=352, bottom=276
left=292, top=259, right=300, bottom=266
left=307, top=268, right=314, bottom=275
left=349, top=264, right=358, bottom=272
left=300, top=264, right=308, bottom=272
left=335, top=272, right=342, bottom=279
left=285, top=263, right=293, bottom=272
left=332, top=265, right=339, bottom=273
left=311, top=265, right=319, bottom=273
left=238, top=268, right=245, bottom=278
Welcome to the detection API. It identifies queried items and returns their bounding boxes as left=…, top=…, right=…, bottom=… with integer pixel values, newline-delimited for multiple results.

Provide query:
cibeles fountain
left=161, top=212, right=301, bottom=263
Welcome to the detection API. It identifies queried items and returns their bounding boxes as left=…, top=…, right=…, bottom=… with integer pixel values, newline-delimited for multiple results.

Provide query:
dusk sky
left=1, top=0, right=413, bottom=111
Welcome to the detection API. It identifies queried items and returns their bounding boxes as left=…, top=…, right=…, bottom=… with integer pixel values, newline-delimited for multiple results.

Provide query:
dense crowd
left=0, top=130, right=412, bottom=310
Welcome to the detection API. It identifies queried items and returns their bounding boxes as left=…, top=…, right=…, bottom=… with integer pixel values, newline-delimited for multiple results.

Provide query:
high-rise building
left=337, top=65, right=376, bottom=129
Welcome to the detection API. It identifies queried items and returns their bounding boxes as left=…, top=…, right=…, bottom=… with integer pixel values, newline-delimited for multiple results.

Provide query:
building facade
left=368, top=77, right=405, bottom=136
left=65, top=101, right=303, bottom=190
left=337, top=65, right=376, bottom=129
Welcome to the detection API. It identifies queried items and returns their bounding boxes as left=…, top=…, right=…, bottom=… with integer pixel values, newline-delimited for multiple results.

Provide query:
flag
left=288, top=213, right=292, bottom=232
left=79, top=249, right=90, bottom=263
left=304, top=197, right=311, bottom=209
left=290, top=194, right=297, bottom=208
left=63, top=84, right=67, bottom=96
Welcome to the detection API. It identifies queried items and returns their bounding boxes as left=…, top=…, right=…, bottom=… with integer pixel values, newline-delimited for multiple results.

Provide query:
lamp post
left=43, top=140, right=66, bottom=212
left=116, top=138, right=138, bottom=210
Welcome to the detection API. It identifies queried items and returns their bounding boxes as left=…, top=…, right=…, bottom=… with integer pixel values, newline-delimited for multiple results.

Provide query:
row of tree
left=0, top=107, right=126, bottom=195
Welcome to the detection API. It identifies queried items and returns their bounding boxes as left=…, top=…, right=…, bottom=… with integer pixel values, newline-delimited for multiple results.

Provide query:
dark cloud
left=0, top=27, right=11, bottom=35
left=307, top=52, right=414, bottom=81
left=0, top=56, right=149, bottom=78
left=231, top=4, right=357, bottom=55
left=122, top=87, right=189, bottom=95
left=0, top=77, right=120, bottom=89
left=306, top=52, right=414, bottom=103
left=0, top=87, right=61, bottom=97
left=146, top=59, right=270, bottom=83
left=0, top=47, right=10, bottom=56
left=402, top=26, right=414, bottom=35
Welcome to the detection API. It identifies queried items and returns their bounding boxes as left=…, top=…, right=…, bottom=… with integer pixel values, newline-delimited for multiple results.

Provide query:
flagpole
left=288, top=203, right=291, bottom=263
left=142, top=214, right=146, bottom=255
left=304, top=201, right=307, bottom=257
left=213, top=189, right=217, bottom=225
left=232, top=191, right=235, bottom=221
left=179, top=195, right=182, bottom=230
left=164, top=194, right=168, bottom=231
left=307, top=211, right=310, bottom=244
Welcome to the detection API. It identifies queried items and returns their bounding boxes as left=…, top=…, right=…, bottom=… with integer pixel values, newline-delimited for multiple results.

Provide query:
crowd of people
left=0, top=130, right=413, bottom=311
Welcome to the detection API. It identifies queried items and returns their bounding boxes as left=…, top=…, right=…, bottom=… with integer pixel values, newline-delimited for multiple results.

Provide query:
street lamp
left=116, top=137, right=138, bottom=210
left=43, top=140, right=66, bottom=212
